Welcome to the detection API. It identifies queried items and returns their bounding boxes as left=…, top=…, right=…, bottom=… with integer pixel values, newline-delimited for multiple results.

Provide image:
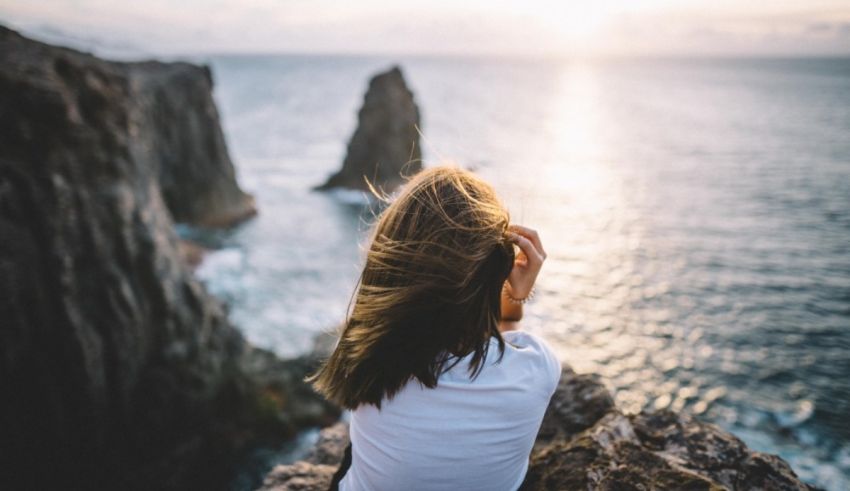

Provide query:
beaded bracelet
left=502, top=284, right=535, bottom=304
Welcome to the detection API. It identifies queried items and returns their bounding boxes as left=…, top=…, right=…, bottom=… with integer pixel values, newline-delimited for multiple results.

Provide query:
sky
left=2, top=0, right=850, bottom=58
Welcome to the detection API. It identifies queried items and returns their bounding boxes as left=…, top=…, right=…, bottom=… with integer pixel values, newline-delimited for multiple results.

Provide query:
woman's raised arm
left=499, top=225, right=546, bottom=332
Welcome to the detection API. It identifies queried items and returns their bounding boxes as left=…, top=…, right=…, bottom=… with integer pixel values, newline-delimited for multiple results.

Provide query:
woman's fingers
left=508, top=225, right=546, bottom=259
left=506, top=225, right=545, bottom=300
left=510, top=233, right=543, bottom=266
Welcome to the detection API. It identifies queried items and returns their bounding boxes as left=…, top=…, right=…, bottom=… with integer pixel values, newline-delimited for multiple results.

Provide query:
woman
left=310, top=166, right=561, bottom=490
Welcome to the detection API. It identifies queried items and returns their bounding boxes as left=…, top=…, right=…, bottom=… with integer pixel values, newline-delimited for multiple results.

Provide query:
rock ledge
left=260, top=367, right=815, bottom=491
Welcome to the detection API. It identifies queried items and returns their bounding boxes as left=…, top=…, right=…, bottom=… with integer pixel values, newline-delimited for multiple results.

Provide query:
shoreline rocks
left=259, top=367, right=816, bottom=491
left=0, top=26, right=333, bottom=490
left=316, top=66, right=422, bottom=193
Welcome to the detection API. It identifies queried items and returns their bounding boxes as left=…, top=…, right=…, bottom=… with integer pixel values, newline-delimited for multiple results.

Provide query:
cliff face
left=316, top=66, right=422, bottom=193
left=129, top=61, right=257, bottom=227
left=0, top=26, right=334, bottom=490
left=260, top=367, right=815, bottom=491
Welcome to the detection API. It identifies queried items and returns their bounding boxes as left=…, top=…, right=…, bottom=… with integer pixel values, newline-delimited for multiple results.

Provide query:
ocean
left=184, top=55, right=850, bottom=489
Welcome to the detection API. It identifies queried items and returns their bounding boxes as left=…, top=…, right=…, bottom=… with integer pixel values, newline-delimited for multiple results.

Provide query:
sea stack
left=316, top=66, right=422, bottom=193
left=0, top=26, right=336, bottom=490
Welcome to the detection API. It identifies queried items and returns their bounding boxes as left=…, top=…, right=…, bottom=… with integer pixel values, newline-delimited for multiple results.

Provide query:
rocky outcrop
left=262, top=423, right=348, bottom=490
left=260, top=367, right=815, bottom=491
left=523, top=404, right=814, bottom=490
left=128, top=61, right=257, bottom=227
left=0, top=25, right=254, bottom=229
left=0, top=26, right=335, bottom=491
left=534, top=369, right=615, bottom=450
left=316, top=66, right=422, bottom=193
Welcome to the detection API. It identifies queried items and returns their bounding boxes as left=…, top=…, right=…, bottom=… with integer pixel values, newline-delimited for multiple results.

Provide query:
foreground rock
left=316, top=66, right=422, bottom=193
left=0, top=26, right=336, bottom=490
left=262, top=423, right=350, bottom=490
left=523, top=408, right=814, bottom=490
left=260, top=367, right=815, bottom=491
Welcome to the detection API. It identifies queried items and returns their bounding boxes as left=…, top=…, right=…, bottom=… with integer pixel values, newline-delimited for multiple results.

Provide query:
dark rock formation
left=522, top=410, right=814, bottom=491
left=316, top=66, right=422, bottom=193
left=534, top=367, right=615, bottom=449
left=0, top=25, right=254, bottom=229
left=0, top=26, right=335, bottom=491
left=128, top=61, right=257, bottom=227
left=259, top=368, right=815, bottom=491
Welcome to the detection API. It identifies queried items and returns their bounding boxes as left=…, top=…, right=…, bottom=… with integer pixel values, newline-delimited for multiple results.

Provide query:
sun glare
left=546, top=3, right=610, bottom=42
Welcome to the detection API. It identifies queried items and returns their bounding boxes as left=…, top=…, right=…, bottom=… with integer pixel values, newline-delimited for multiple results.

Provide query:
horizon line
left=9, top=22, right=850, bottom=64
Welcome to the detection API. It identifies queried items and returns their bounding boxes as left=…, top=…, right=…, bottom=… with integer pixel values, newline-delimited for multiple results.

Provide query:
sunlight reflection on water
left=192, top=55, right=850, bottom=489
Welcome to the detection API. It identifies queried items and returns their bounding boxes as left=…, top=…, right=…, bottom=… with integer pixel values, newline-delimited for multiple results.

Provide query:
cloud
left=805, top=21, right=850, bottom=37
left=2, top=0, right=850, bottom=57
left=806, top=22, right=833, bottom=33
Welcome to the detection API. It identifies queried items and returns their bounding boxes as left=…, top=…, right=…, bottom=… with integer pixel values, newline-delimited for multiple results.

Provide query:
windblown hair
left=308, top=166, right=515, bottom=409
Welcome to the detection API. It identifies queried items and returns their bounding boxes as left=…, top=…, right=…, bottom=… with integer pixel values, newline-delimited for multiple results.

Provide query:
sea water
left=187, top=55, right=850, bottom=489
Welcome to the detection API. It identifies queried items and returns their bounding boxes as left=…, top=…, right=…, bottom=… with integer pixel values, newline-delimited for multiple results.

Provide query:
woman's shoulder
left=439, top=331, right=562, bottom=396
left=502, top=329, right=550, bottom=347
left=501, top=330, right=558, bottom=361
left=497, top=330, right=562, bottom=395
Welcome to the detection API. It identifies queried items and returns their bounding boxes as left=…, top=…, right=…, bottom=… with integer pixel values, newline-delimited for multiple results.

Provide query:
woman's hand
left=506, top=225, right=546, bottom=300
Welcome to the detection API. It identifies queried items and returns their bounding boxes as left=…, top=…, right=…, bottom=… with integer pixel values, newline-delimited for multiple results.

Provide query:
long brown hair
left=308, top=166, right=515, bottom=409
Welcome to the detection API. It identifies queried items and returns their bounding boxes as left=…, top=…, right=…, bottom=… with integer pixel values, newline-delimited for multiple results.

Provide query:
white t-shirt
left=339, top=330, right=561, bottom=491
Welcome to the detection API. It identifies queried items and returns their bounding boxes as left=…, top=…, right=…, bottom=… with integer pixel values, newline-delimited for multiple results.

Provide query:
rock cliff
left=129, top=61, right=257, bottom=227
left=0, top=26, right=335, bottom=491
left=316, top=66, right=422, bottom=193
left=260, top=367, right=815, bottom=491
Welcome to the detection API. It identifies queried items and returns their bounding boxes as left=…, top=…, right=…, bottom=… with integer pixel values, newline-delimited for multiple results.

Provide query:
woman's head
left=309, top=166, right=515, bottom=409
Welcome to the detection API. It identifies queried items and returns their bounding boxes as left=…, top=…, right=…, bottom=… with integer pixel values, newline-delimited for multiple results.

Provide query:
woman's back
left=310, top=166, right=555, bottom=488
left=340, top=330, right=561, bottom=491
